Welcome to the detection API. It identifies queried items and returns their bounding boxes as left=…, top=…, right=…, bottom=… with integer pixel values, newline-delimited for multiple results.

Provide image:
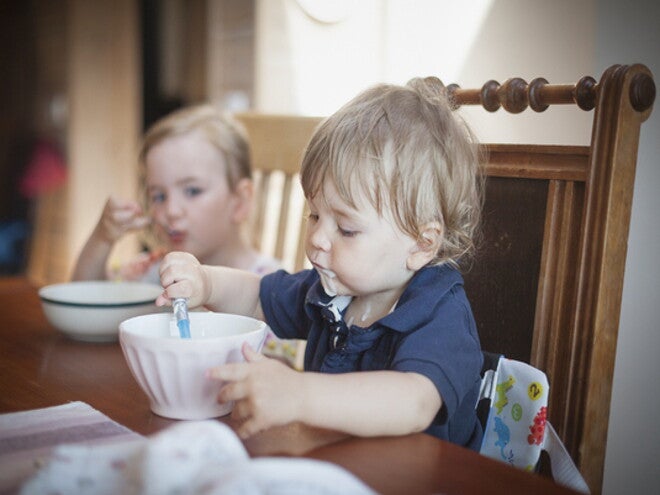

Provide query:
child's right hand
left=157, top=251, right=210, bottom=308
left=95, top=196, right=150, bottom=244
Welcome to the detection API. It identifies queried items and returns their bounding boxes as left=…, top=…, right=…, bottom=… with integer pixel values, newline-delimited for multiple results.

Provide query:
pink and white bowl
left=119, top=312, right=267, bottom=420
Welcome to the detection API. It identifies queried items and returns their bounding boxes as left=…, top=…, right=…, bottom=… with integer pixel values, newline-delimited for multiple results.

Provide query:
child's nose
left=164, top=197, right=184, bottom=218
left=308, top=222, right=331, bottom=252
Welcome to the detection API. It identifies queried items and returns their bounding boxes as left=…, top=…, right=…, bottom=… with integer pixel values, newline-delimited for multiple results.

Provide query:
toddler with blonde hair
left=157, top=78, right=484, bottom=449
left=72, top=104, right=279, bottom=283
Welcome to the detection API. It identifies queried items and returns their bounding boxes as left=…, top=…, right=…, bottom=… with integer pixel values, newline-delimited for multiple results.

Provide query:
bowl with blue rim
left=39, top=281, right=164, bottom=343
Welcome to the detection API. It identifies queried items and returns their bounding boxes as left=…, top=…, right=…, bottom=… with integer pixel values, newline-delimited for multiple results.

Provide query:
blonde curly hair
left=138, top=104, right=251, bottom=190
left=300, top=77, right=484, bottom=268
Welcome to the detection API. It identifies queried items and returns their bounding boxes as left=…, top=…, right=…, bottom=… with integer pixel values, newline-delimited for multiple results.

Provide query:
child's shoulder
left=260, top=268, right=322, bottom=304
left=395, top=265, right=472, bottom=327
left=411, top=264, right=464, bottom=294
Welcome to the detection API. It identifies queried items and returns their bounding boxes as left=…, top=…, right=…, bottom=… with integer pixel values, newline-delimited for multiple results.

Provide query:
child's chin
left=167, top=239, right=188, bottom=252
left=318, top=276, right=338, bottom=297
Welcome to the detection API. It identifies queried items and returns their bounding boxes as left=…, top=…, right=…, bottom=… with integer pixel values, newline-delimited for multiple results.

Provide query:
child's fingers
left=117, top=214, right=150, bottom=232
left=229, top=397, right=251, bottom=419
left=242, top=342, right=264, bottom=363
left=207, top=362, right=250, bottom=382
left=235, top=415, right=263, bottom=439
left=155, top=293, right=171, bottom=307
left=131, top=215, right=151, bottom=230
left=217, top=380, right=247, bottom=404
left=158, top=252, right=200, bottom=287
left=155, top=277, right=193, bottom=306
left=111, top=209, right=134, bottom=223
left=108, top=196, right=143, bottom=214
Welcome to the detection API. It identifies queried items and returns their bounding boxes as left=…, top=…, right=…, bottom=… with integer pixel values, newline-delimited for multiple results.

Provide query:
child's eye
left=149, top=192, right=165, bottom=204
left=184, top=186, right=203, bottom=198
left=339, top=227, right=357, bottom=238
left=307, top=213, right=319, bottom=222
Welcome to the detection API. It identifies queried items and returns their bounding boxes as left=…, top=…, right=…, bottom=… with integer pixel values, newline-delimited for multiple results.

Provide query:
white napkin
left=20, top=420, right=375, bottom=495
left=0, top=401, right=142, bottom=494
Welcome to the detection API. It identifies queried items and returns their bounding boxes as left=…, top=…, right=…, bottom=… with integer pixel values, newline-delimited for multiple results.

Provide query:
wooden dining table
left=0, top=276, right=580, bottom=494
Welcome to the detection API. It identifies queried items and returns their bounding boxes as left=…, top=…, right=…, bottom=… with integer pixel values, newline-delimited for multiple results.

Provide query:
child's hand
left=157, top=251, right=209, bottom=308
left=96, top=196, right=150, bottom=243
left=208, top=343, right=302, bottom=438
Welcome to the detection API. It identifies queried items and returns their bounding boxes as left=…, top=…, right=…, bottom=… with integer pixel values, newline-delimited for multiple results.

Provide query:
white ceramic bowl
left=119, top=312, right=268, bottom=420
left=39, top=281, right=163, bottom=343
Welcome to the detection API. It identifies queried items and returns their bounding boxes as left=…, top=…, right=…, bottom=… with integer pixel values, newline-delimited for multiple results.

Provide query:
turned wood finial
left=574, top=76, right=597, bottom=111
left=500, top=77, right=528, bottom=113
left=479, top=80, right=500, bottom=112
left=629, top=72, right=656, bottom=112
left=528, top=78, right=549, bottom=112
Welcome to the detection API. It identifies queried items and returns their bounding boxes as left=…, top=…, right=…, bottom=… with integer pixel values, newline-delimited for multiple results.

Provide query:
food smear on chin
left=317, top=267, right=337, bottom=296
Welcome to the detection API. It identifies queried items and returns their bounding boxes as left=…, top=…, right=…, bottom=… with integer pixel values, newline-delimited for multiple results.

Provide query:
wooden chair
left=447, top=64, right=655, bottom=494
left=234, top=113, right=323, bottom=273
left=234, top=64, right=655, bottom=493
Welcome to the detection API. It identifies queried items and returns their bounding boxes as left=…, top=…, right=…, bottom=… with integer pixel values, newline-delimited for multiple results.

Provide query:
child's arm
left=210, top=344, right=442, bottom=439
left=71, top=196, right=150, bottom=281
left=157, top=251, right=264, bottom=320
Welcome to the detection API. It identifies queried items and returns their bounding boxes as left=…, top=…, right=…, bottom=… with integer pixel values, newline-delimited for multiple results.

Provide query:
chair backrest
left=449, top=64, right=655, bottom=494
left=233, top=113, right=323, bottom=272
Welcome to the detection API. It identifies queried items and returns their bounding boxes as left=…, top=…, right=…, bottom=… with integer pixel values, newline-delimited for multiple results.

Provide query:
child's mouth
left=167, top=229, right=186, bottom=245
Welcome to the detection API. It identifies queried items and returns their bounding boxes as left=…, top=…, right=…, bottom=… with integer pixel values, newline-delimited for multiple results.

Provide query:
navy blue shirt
left=259, top=264, right=483, bottom=450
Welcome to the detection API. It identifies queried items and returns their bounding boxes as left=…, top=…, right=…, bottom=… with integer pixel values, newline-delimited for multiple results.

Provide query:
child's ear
left=231, top=178, right=254, bottom=223
left=406, top=222, right=442, bottom=271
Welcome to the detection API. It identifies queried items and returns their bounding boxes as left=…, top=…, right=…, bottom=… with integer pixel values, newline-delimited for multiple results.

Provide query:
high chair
left=448, top=64, right=655, bottom=494
left=233, top=65, right=656, bottom=494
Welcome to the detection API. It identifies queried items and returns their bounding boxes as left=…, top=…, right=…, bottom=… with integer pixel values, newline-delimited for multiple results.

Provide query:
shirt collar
left=304, top=264, right=463, bottom=332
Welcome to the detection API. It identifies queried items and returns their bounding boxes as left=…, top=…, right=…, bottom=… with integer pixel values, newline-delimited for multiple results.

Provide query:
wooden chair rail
left=484, top=144, right=589, bottom=181
left=447, top=67, right=655, bottom=115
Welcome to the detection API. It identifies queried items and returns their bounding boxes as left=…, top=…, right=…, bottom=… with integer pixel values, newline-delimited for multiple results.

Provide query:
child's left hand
left=208, top=343, right=303, bottom=438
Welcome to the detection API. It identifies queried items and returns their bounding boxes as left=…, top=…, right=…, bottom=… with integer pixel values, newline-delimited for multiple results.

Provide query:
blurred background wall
left=0, top=1, right=657, bottom=493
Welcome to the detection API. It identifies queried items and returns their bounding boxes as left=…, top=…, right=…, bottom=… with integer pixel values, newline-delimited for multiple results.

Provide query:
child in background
left=157, top=78, right=485, bottom=449
left=71, top=104, right=280, bottom=284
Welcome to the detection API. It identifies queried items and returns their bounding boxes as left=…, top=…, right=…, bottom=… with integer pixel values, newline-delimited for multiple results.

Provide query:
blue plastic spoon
left=173, top=298, right=191, bottom=339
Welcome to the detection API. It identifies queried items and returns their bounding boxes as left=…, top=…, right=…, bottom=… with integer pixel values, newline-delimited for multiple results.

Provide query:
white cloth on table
left=1, top=402, right=141, bottom=494
left=19, top=415, right=374, bottom=495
